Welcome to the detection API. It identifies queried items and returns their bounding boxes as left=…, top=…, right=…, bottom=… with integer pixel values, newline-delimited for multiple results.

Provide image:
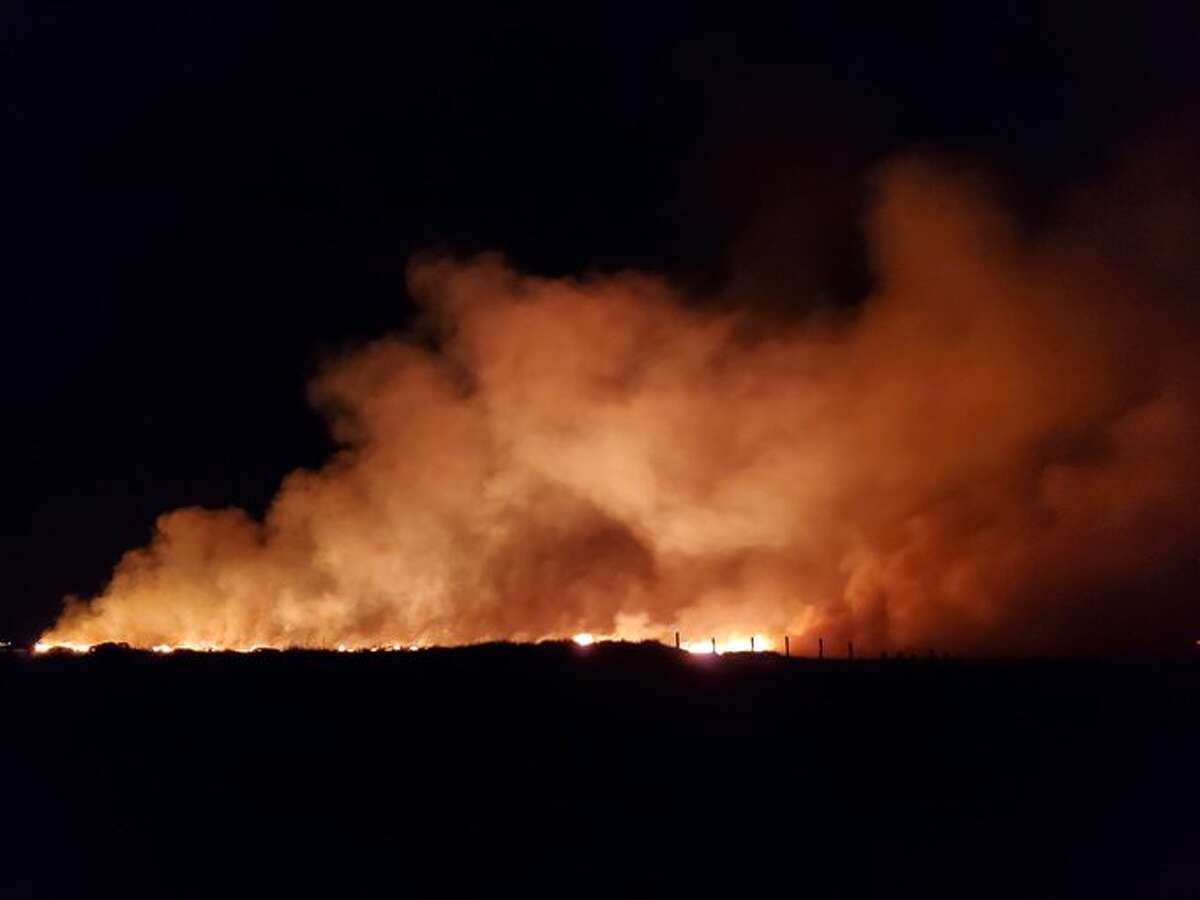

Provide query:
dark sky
left=3, top=1, right=1195, bottom=641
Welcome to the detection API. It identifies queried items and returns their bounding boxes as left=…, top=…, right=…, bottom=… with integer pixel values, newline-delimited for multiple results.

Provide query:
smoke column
left=40, top=157, right=1200, bottom=654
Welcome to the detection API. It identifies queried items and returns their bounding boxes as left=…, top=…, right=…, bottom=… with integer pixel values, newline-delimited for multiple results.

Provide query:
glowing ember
left=572, top=633, right=595, bottom=646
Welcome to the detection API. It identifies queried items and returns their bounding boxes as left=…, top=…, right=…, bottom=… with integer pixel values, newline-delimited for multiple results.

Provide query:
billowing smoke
left=41, top=157, right=1200, bottom=654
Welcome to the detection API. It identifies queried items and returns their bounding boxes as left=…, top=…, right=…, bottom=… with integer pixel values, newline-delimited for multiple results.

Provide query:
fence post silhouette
left=750, top=635, right=755, bottom=652
left=784, top=635, right=790, bottom=657
left=818, top=637, right=824, bottom=660
left=674, top=631, right=680, bottom=650
left=848, top=641, right=854, bottom=660
left=711, top=637, right=717, bottom=654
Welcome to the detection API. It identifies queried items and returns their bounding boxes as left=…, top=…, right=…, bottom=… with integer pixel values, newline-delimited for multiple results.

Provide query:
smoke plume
left=41, top=157, right=1200, bottom=654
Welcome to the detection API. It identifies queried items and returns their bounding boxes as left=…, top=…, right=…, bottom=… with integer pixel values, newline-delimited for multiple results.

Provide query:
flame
left=33, top=640, right=92, bottom=654
left=30, top=633, right=786, bottom=656
left=680, top=635, right=773, bottom=655
left=31, top=638, right=433, bottom=654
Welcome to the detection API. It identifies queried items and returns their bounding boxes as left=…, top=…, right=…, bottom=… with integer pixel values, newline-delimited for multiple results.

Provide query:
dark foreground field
left=4, top=643, right=1198, bottom=898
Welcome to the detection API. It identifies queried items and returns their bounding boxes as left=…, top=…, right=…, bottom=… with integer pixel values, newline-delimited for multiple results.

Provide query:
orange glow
left=572, top=633, right=595, bottom=646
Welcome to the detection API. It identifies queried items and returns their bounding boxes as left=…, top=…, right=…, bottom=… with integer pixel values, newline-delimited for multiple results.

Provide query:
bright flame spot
left=152, top=645, right=175, bottom=654
left=572, top=633, right=595, bottom=647
left=33, top=640, right=92, bottom=654
left=681, top=635, right=772, bottom=655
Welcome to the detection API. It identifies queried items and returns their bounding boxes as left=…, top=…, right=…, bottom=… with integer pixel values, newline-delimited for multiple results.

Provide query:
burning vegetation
left=38, top=158, right=1200, bottom=656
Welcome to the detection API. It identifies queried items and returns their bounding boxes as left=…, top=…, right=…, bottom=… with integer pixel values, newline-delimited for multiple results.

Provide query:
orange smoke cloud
left=40, top=158, right=1200, bottom=654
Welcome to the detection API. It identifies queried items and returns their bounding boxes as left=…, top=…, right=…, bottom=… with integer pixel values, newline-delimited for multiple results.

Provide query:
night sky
left=5, top=1, right=1197, bottom=643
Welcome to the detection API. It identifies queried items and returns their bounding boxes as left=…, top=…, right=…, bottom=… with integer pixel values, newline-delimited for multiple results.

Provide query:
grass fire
left=36, top=159, right=1200, bottom=658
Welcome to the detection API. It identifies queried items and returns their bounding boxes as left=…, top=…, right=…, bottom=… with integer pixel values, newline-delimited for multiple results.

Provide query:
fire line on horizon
left=32, top=633, right=783, bottom=656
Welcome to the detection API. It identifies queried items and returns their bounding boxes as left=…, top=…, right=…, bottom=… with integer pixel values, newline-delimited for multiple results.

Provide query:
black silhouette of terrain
left=5, top=642, right=1198, bottom=898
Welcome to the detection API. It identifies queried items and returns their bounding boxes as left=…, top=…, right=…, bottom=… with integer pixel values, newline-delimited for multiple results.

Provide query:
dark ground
left=4, top=643, right=1198, bottom=898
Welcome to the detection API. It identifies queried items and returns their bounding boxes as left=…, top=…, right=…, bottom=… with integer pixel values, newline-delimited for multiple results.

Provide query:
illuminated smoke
left=40, top=157, right=1200, bottom=655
